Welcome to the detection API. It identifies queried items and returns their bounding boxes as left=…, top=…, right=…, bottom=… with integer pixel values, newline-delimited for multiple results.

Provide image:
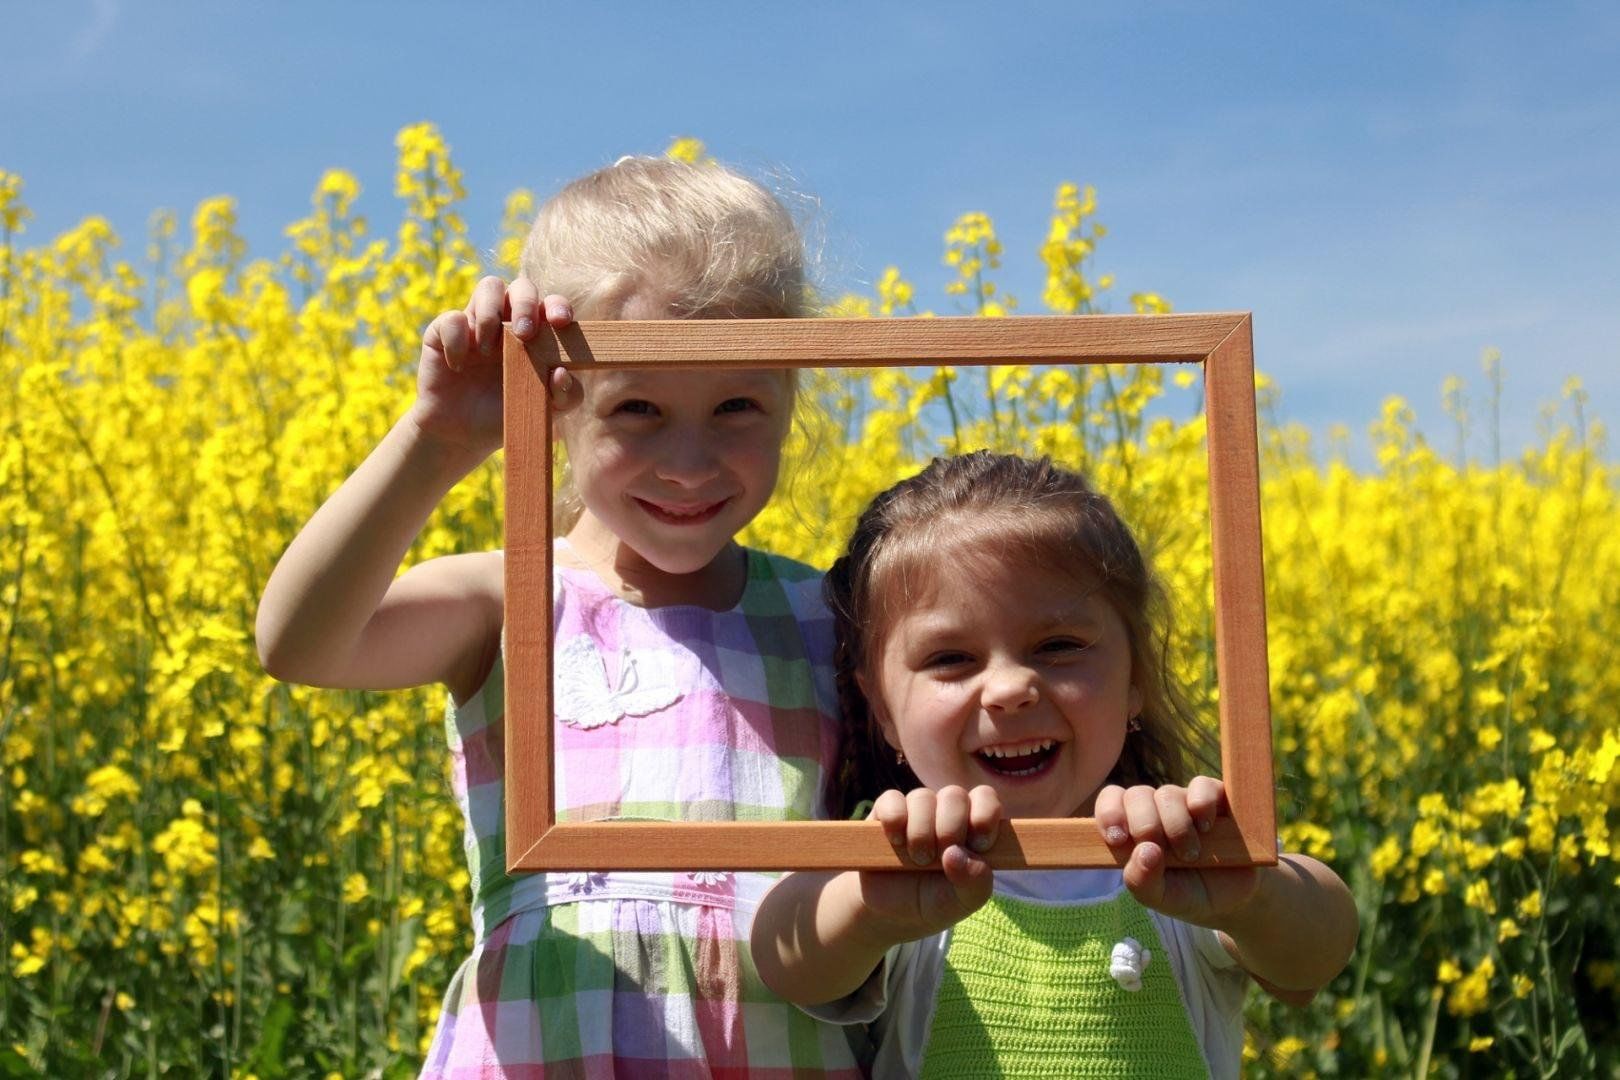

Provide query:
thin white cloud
left=68, top=0, right=119, bottom=64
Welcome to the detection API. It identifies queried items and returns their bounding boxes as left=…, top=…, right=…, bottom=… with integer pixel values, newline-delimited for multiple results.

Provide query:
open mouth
left=636, top=497, right=728, bottom=525
left=975, top=739, right=1060, bottom=778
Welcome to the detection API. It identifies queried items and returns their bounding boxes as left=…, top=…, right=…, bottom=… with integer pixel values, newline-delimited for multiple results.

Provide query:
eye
left=923, top=650, right=973, bottom=670
left=612, top=399, right=658, bottom=417
left=1037, top=637, right=1090, bottom=657
left=715, top=397, right=761, bottom=415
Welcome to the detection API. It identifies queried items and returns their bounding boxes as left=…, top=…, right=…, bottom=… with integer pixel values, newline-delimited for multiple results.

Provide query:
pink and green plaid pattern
left=420, top=549, right=867, bottom=1078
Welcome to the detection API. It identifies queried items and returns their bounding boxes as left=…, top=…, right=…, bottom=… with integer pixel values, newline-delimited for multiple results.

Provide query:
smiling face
left=559, top=364, right=792, bottom=581
left=861, top=551, right=1143, bottom=819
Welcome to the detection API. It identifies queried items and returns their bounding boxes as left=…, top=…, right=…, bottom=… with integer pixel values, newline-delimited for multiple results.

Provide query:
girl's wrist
left=1206, top=862, right=1285, bottom=938
left=849, top=874, right=932, bottom=952
left=396, top=410, right=493, bottom=485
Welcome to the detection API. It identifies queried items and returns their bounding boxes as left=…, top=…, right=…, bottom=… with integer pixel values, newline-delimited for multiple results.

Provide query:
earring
left=896, top=749, right=907, bottom=765
left=1126, top=716, right=1143, bottom=734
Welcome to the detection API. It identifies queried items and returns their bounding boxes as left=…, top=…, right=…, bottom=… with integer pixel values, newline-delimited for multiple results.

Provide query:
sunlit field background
left=2, top=130, right=1616, bottom=1078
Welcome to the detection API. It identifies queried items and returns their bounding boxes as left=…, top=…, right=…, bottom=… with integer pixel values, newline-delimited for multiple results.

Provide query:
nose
left=653, top=432, right=722, bottom=488
left=981, top=656, right=1039, bottom=712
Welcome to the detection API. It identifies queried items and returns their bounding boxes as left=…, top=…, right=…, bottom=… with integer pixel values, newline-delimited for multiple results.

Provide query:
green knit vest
left=919, top=891, right=1208, bottom=1079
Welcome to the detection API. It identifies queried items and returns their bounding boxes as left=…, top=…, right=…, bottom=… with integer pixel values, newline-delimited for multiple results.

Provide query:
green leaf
left=244, top=998, right=295, bottom=1079
left=0, top=1048, right=40, bottom=1079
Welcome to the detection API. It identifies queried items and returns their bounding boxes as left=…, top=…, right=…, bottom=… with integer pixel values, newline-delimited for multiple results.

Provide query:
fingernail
left=515, top=317, right=535, bottom=337
left=1199, top=818, right=1212, bottom=833
left=971, top=834, right=993, bottom=853
left=912, top=849, right=933, bottom=867
left=1181, top=841, right=1201, bottom=862
left=889, top=832, right=905, bottom=847
left=1105, top=827, right=1128, bottom=846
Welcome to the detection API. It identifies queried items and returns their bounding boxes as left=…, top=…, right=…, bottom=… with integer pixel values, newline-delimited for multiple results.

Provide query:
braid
left=823, top=532, right=918, bottom=820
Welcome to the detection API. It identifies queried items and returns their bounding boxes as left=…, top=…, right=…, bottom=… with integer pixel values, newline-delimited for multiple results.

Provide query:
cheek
left=733, top=431, right=786, bottom=478
left=565, top=429, right=637, bottom=475
left=888, top=681, right=968, bottom=743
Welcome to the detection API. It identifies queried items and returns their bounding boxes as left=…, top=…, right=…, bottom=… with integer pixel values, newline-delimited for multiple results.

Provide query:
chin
left=638, top=543, right=730, bottom=577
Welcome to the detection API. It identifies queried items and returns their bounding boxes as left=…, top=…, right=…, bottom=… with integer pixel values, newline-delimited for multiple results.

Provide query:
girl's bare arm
left=752, top=870, right=905, bottom=1007
left=1212, top=853, right=1359, bottom=1002
left=254, top=417, right=501, bottom=698
left=256, top=279, right=571, bottom=699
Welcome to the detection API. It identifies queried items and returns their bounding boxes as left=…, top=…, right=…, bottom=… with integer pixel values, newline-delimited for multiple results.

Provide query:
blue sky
left=7, top=2, right=1618, bottom=462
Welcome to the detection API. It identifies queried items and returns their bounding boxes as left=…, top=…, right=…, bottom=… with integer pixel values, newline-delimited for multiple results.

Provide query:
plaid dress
left=420, top=548, right=868, bottom=1078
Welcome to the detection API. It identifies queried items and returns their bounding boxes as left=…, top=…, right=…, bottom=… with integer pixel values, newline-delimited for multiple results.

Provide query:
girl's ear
left=855, top=671, right=901, bottom=751
left=1128, top=682, right=1144, bottom=726
left=550, top=368, right=584, bottom=429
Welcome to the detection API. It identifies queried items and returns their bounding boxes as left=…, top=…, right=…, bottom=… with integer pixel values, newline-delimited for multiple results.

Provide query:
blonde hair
left=522, top=156, right=807, bottom=320
left=521, top=156, right=809, bottom=530
left=822, top=451, right=1218, bottom=820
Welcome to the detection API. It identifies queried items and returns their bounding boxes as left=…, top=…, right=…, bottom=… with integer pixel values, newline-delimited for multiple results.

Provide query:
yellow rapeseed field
left=2, top=129, right=1616, bottom=1078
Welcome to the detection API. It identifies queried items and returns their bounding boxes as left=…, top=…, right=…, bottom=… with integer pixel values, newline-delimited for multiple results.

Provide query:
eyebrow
left=901, top=604, right=1111, bottom=639
left=591, top=370, right=786, bottom=396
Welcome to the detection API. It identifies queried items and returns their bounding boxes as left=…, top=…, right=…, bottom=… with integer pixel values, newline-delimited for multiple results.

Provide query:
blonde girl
left=751, top=451, right=1358, bottom=1079
left=258, top=157, right=865, bottom=1077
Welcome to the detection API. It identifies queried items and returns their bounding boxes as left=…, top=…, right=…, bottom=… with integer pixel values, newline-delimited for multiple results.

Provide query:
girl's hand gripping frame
left=503, top=314, right=1276, bottom=872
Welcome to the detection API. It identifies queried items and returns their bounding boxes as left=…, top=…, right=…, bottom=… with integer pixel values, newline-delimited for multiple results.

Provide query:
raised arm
left=255, top=279, right=572, bottom=698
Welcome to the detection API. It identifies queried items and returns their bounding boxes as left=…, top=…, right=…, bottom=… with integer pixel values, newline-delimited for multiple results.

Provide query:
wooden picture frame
left=503, top=313, right=1276, bottom=872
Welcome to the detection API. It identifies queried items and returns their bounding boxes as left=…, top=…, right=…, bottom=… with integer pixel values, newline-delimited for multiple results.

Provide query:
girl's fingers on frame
left=904, top=788, right=937, bottom=867
left=541, top=292, right=575, bottom=328
left=933, top=786, right=971, bottom=852
left=428, top=311, right=471, bottom=372
left=505, top=278, right=542, bottom=338
left=1093, top=784, right=1131, bottom=848
left=469, top=276, right=508, bottom=357
left=1153, top=785, right=1200, bottom=861
left=966, top=785, right=1001, bottom=853
left=1186, top=775, right=1226, bottom=833
left=871, top=789, right=909, bottom=849
left=1122, top=785, right=1169, bottom=847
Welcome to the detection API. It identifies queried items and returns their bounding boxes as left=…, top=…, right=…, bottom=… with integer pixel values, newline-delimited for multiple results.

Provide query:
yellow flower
left=1463, top=879, right=1496, bottom=914
left=0, top=168, right=32, bottom=231
left=1268, top=1036, right=1307, bottom=1067
left=314, top=169, right=361, bottom=216
left=342, top=873, right=369, bottom=905
left=1281, top=821, right=1337, bottom=861
left=18, top=850, right=65, bottom=877
left=1447, top=957, right=1495, bottom=1017
left=664, top=137, right=709, bottom=164
left=151, top=816, right=218, bottom=877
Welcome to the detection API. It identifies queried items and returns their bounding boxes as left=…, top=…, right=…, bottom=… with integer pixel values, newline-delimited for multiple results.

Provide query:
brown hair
left=822, top=450, right=1216, bottom=820
left=520, top=156, right=808, bottom=531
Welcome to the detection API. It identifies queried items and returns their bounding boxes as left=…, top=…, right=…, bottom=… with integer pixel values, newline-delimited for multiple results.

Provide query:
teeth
left=981, top=739, right=1054, bottom=759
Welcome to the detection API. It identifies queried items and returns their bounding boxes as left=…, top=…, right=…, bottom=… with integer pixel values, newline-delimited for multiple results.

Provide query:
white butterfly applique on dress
left=554, top=634, right=682, bottom=730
